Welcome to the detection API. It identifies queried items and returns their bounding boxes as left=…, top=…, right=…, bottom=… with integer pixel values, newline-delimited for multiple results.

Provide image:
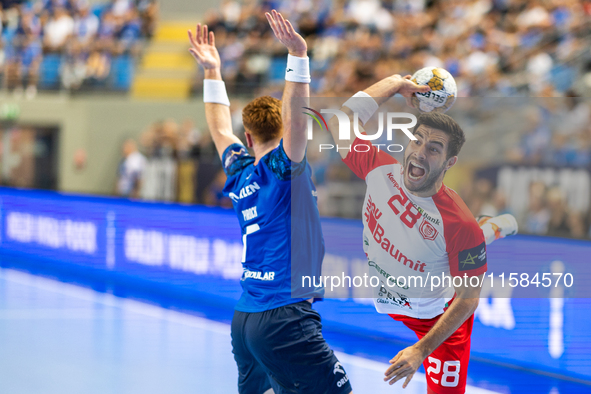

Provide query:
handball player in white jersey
left=325, top=77, right=517, bottom=394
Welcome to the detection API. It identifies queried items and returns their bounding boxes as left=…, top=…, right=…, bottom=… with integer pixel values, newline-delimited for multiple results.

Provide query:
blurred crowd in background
left=0, top=0, right=157, bottom=96
left=195, top=0, right=591, bottom=97
left=115, top=118, right=236, bottom=208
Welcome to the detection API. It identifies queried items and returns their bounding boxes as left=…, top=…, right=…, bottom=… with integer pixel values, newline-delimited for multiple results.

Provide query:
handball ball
left=410, top=67, right=457, bottom=113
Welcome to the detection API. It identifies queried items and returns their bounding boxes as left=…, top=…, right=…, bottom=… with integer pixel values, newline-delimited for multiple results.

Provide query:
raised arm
left=189, top=24, right=241, bottom=159
left=266, top=10, right=308, bottom=163
left=327, top=75, right=430, bottom=159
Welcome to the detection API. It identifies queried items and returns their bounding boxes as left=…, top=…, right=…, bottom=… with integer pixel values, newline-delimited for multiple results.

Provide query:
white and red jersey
left=343, top=137, right=487, bottom=319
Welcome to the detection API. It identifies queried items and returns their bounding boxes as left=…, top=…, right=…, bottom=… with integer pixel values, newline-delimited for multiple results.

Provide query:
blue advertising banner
left=0, top=187, right=589, bottom=381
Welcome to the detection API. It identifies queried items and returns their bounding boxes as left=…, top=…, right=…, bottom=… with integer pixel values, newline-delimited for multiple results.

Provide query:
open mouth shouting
left=406, top=160, right=427, bottom=183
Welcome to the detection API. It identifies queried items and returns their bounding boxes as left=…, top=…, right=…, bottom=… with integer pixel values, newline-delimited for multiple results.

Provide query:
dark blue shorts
left=231, top=301, right=352, bottom=394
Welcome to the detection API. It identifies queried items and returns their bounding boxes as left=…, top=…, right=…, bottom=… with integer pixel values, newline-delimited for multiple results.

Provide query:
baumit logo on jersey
left=365, top=194, right=427, bottom=273
left=303, top=108, right=417, bottom=152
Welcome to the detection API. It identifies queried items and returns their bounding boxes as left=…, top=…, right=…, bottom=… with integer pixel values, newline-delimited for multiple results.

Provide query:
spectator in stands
left=61, top=40, right=87, bottom=90
left=96, top=10, right=118, bottom=52
left=567, top=211, right=587, bottom=239
left=3, top=32, right=41, bottom=98
left=116, top=7, right=141, bottom=54
left=110, top=0, right=132, bottom=18
left=43, top=6, right=74, bottom=53
left=546, top=187, right=570, bottom=238
left=85, top=48, right=110, bottom=85
left=522, top=181, right=550, bottom=235
left=137, top=0, right=157, bottom=38
left=116, top=138, right=146, bottom=198
left=73, top=0, right=99, bottom=46
left=17, top=7, right=42, bottom=38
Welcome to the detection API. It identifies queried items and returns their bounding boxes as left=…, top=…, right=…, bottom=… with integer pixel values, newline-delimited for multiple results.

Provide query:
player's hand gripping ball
left=410, top=67, right=457, bottom=113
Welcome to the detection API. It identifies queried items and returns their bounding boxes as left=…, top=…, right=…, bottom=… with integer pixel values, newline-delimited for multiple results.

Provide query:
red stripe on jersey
left=342, top=136, right=398, bottom=180
left=433, top=185, right=487, bottom=277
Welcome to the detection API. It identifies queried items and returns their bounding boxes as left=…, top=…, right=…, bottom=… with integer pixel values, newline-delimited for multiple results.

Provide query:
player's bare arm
left=266, top=10, right=308, bottom=163
left=188, top=23, right=241, bottom=159
left=384, top=274, right=483, bottom=388
left=327, top=75, right=430, bottom=159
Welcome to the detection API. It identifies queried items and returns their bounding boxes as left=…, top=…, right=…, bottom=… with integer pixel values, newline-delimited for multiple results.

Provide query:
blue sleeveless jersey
left=222, top=140, right=325, bottom=312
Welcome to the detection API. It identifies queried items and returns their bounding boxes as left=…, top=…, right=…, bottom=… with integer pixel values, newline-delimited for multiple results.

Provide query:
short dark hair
left=412, top=113, right=465, bottom=158
left=242, top=96, right=283, bottom=143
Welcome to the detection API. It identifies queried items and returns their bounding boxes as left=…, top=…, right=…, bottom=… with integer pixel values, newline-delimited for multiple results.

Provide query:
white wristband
left=285, top=54, right=311, bottom=83
left=203, top=79, right=230, bottom=106
left=342, top=91, right=379, bottom=125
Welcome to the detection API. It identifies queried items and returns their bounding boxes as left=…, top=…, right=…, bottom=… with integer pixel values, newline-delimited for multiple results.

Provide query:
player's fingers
left=388, top=368, right=411, bottom=385
left=383, top=365, right=402, bottom=381
left=404, top=74, right=412, bottom=79
left=385, top=359, right=404, bottom=376
left=385, top=366, right=410, bottom=383
left=266, top=12, right=281, bottom=37
left=188, top=30, right=196, bottom=46
left=402, top=372, right=415, bottom=389
left=389, top=351, right=402, bottom=364
left=203, top=25, right=209, bottom=45
left=274, top=10, right=288, bottom=36
left=417, top=84, right=431, bottom=92
left=209, top=31, right=215, bottom=47
left=384, top=364, right=396, bottom=376
left=195, top=24, right=202, bottom=44
left=285, top=19, right=295, bottom=36
left=266, top=13, right=280, bottom=37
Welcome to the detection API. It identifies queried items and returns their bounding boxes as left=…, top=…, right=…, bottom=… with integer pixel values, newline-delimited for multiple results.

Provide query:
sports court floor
left=0, top=267, right=589, bottom=394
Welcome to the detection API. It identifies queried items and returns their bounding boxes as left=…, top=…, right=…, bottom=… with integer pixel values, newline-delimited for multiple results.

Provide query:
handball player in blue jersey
left=189, top=10, right=353, bottom=394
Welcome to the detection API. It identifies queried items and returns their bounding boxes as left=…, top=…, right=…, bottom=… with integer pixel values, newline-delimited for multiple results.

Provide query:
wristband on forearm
left=203, top=79, right=230, bottom=106
left=285, top=54, right=311, bottom=83
left=342, top=91, right=379, bottom=125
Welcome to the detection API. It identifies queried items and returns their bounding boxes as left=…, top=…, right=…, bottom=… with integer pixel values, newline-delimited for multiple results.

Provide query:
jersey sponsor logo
left=241, top=206, right=258, bottom=221
left=414, top=204, right=441, bottom=226
left=387, top=172, right=400, bottom=189
left=333, top=362, right=349, bottom=388
left=333, top=361, right=345, bottom=375
left=368, top=261, right=409, bottom=289
left=365, top=195, right=427, bottom=273
left=420, top=219, right=439, bottom=241
left=377, top=283, right=412, bottom=309
left=224, top=147, right=248, bottom=169
left=242, top=270, right=275, bottom=281
left=458, top=241, right=487, bottom=271
left=229, top=182, right=260, bottom=202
